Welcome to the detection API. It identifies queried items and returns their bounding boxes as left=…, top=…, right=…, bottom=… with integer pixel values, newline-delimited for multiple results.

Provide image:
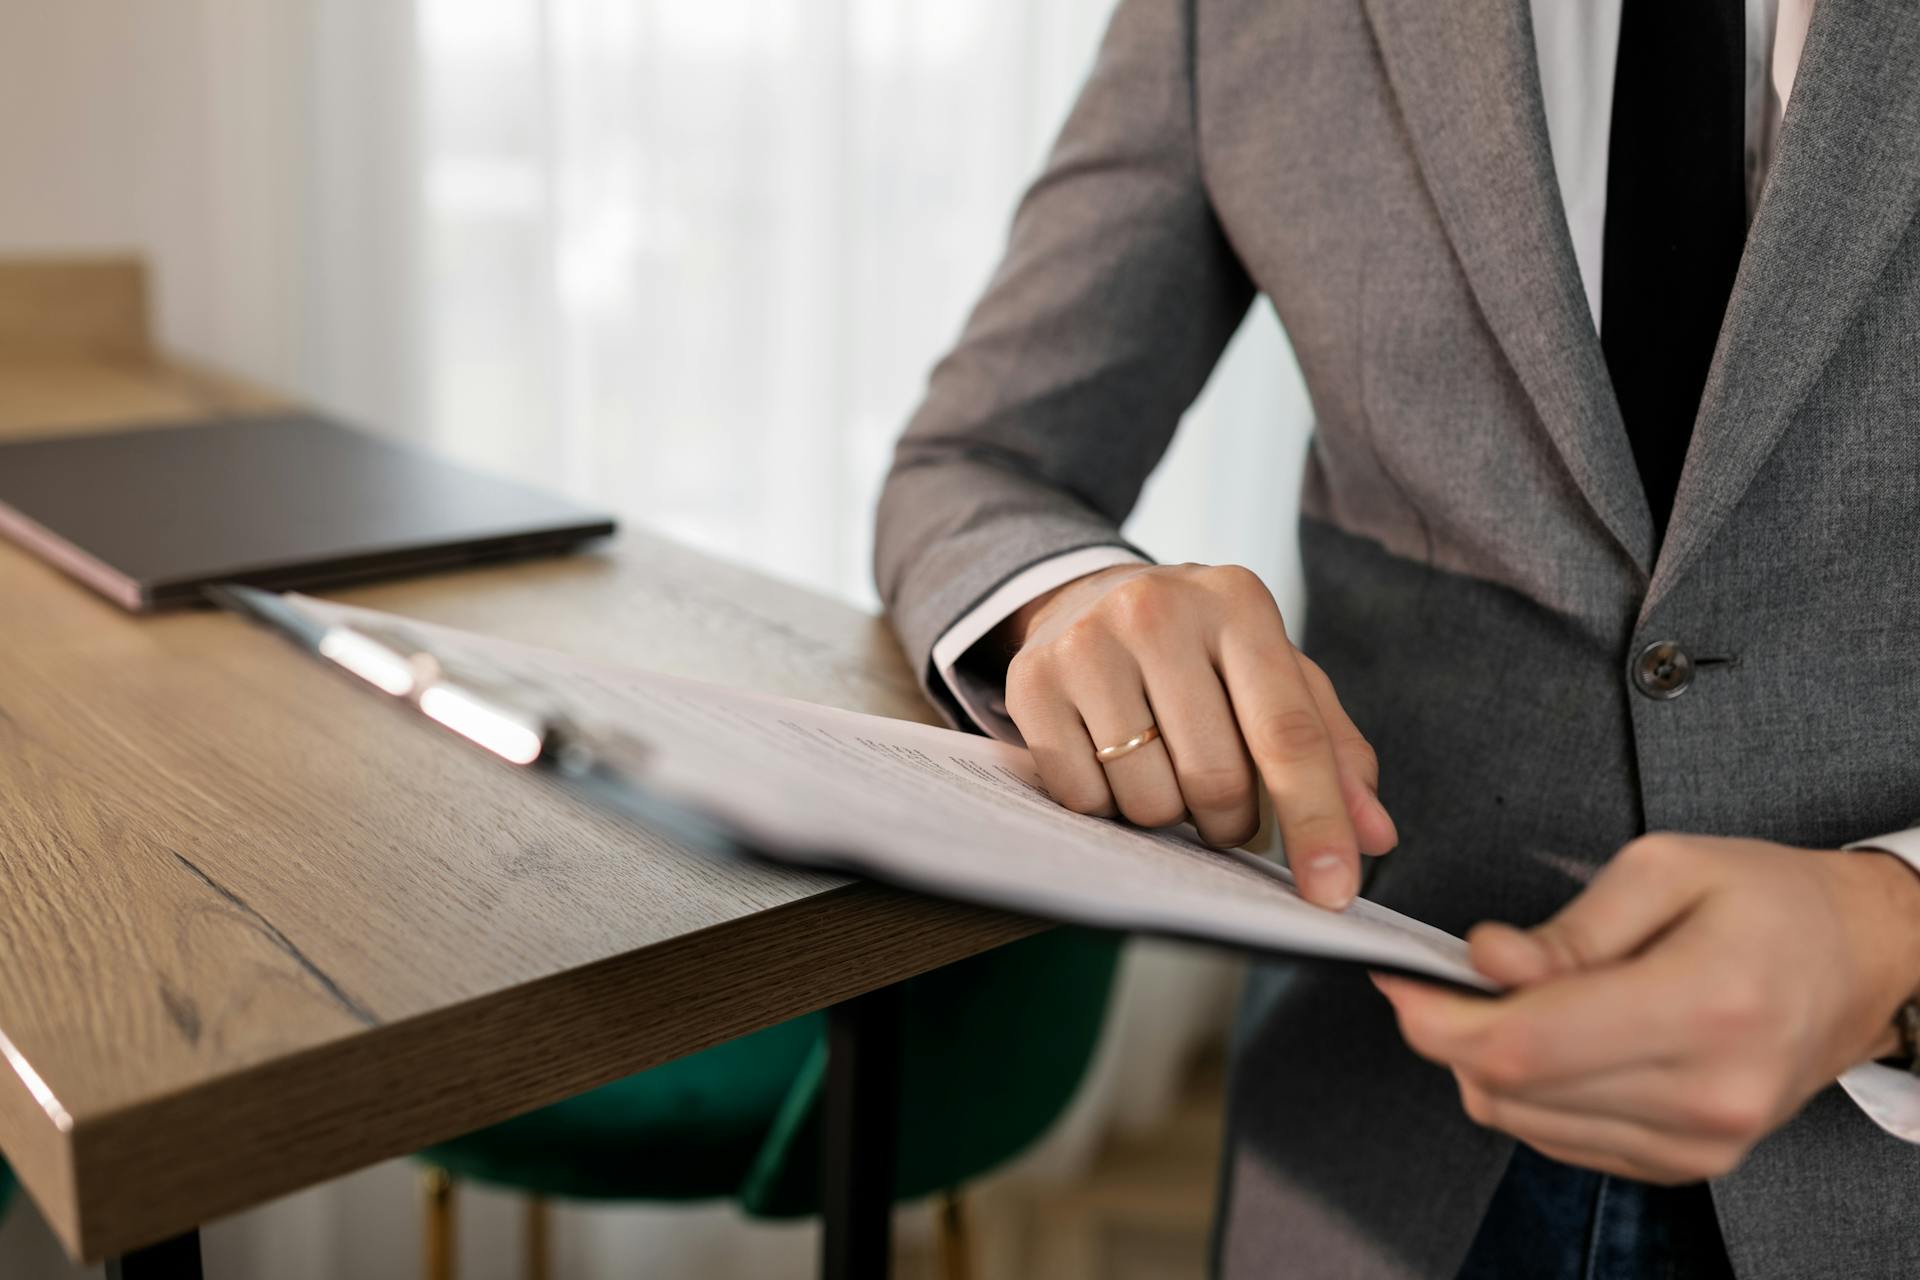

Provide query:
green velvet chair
left=420, top=928, right=1120, bottom=1278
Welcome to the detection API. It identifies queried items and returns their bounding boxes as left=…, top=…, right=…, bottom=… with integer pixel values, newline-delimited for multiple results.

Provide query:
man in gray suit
left=874, top=0, right=1920, bottom=1276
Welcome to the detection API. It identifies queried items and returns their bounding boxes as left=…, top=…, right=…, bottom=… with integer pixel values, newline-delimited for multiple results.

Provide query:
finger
left=1070, top=658, right=1187, bottom=829
left=1134, top=646, right=1259, bottom=847
left=1215, top=627, right=1358, bottom=908
left=1372, top=974, right=1499, bottom=1068
left=1375, top=949, right=1699, bottom=1085
left=1515, top=836, right=1721, bottom=978
left=1004, top=658, right=1115, bottom=819
left=1523, top=1139, right=1668, bottom=1184
left=1456, top=1076, right=1737, bottom=1183
left=1479, top=1061, right=1722, bottom=1132
left=1467, top=921, right=1559, bottom=988
left=1459, top=1076, right=1661, bottom=1152
left=1296, top=655, right=1397, bottom=855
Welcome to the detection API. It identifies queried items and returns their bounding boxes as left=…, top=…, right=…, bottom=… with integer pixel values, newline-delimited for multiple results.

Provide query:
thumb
left=1470, top=836, right=1717, bottom=983
left=1466, top=921, right=1558, bottom=987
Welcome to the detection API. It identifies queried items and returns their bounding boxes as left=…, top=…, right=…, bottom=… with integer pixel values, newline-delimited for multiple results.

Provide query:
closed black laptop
left=0, top=412, right=617, bottom=611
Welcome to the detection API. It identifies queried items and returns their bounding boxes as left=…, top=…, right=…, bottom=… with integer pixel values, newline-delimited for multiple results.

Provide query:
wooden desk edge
left=21, top=883, right=1042, bottom=1260
left=0, top=350, right=1050, bottom=1260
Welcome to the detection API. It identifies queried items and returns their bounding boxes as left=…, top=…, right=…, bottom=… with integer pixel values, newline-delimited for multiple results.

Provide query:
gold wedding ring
left=1095, top=724, right=1160, bottom=763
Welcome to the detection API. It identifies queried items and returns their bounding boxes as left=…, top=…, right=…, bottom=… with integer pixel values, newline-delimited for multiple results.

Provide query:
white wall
left=0, top=5, right=142, bottom=250
left=0, top=0, right=420, bottom=433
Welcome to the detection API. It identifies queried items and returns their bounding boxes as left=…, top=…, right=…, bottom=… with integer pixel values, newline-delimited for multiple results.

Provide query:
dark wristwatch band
left=1894, top=1000, right=1920, bottom=1074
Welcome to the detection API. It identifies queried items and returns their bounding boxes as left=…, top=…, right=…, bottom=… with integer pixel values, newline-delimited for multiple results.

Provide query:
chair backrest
left=738, top=927, right=1123, bottom=1215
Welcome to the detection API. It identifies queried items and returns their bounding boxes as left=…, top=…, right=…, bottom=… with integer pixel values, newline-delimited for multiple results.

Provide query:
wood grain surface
left=0, top=275, right=1040, bottom=1260
left=0, top=257, right=150, bottom=362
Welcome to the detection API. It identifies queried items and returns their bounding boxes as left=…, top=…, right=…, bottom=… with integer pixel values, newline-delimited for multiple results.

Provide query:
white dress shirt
left=939, top=1, right=1819, bottom=737
left=929, top=0, right=1920, bottom=1139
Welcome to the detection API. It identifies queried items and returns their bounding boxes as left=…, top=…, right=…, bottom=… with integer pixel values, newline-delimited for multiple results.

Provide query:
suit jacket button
left=1633, top=640, right=1694, bottom=700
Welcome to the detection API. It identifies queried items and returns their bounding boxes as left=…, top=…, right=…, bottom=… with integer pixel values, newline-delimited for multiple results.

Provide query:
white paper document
left=296, top=597, right=1490, bottom=990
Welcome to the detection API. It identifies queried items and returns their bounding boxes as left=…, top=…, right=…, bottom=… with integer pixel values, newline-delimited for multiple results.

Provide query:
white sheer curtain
left=412, top=0, right=1312, bottom=606
left=0, top=1, right=1315, bottom=1275
left=404, top=5, right=1314, bottom=1271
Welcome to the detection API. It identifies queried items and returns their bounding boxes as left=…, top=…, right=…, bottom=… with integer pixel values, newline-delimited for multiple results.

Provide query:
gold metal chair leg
left=422, top=1166, right=457, bottom=1280
left=525, top=1194, right=552, bottom=1280
left=937, top=1189, right=973, bottom=1280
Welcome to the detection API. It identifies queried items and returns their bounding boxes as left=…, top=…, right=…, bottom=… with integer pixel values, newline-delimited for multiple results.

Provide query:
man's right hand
left=996, top=562, right=1397, bottom=909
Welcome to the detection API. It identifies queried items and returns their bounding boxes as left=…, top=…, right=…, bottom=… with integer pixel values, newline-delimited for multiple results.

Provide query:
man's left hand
left=1373, top=833, right=1920, bottom=1183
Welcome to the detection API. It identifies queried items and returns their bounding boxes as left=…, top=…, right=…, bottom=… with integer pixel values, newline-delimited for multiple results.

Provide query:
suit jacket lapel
left=1362, top=0, right=1655, bottom=576
left=1644, top=0, right=1920, bottom=619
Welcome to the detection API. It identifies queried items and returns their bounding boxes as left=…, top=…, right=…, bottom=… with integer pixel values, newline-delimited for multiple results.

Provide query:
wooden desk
left=0, top=348, right=1040, bottom=1272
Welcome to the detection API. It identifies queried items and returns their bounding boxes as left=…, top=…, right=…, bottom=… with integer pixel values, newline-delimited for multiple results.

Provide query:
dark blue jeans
left=1455, top=1145, right=1736, bottom=1280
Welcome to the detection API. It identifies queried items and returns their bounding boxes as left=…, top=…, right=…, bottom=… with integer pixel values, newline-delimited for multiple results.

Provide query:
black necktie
left=1600, top=0, right=1749, bottom=545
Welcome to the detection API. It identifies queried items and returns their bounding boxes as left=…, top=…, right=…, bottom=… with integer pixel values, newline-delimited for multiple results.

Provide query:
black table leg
left=821, top=982, right=902, bottom=1280
left=105, top=1228, right=203, bottom=1280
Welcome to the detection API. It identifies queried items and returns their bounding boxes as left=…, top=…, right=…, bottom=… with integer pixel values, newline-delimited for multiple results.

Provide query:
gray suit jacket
left=873, top=0, right=1920, bottom=1276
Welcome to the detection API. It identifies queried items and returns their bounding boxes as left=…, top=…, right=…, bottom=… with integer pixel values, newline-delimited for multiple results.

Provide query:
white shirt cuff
left=1837, top=825, right=1920, bottom=1142
left=1843, top=826, right=1920, bottom=879
left=929, top=546, right=1148, bottom=743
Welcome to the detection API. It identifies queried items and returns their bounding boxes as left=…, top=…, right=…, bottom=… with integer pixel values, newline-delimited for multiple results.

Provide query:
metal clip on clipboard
left=202, top=581, right=906, bottom=1279
left=202, top=583, right=750, bottom=862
